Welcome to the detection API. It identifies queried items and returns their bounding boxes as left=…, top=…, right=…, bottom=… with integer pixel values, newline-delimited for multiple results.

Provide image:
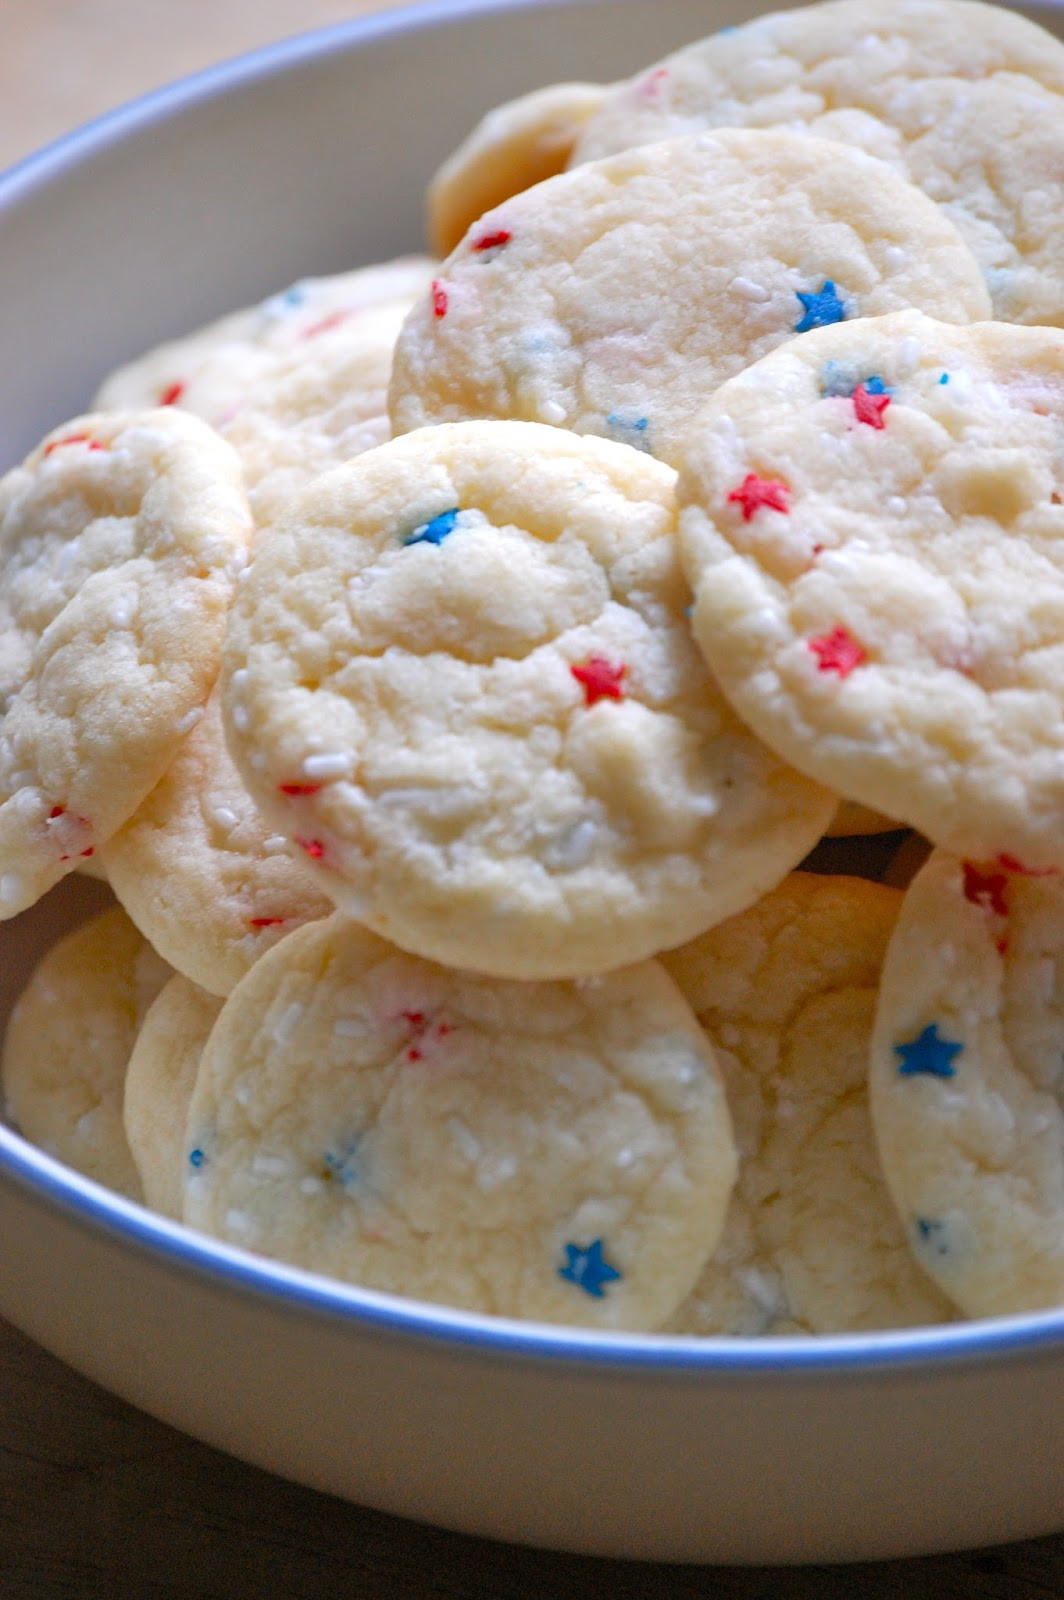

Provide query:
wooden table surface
left=1, top=2, right=1063, bottom=1592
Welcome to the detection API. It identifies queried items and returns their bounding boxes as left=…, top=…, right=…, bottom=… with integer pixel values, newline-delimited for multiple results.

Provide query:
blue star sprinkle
left=915, top=1217, right=951, bottom=1257
left=894, top=1023, right=963, bottom=1079
left=864, top=374, right=890, bottom=394
left=188, top=1147, right=205, bottom=1169
left=794, top=280, right=847, bottom=333
left=322, top=1140, right=360, bottom=1187
left=404, top=507, right=461, bottom=547
left=558, top=1239, right=623, bottom=1298
left=938, top=372, right=950, bottom=384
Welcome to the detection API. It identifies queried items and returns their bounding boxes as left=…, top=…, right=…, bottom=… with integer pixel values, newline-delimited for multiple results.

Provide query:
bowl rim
left=1, top=0, right=1063, bottom=1382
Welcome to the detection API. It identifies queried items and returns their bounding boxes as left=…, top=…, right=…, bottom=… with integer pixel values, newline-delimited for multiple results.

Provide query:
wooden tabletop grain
left=1, top=2, right=1063, bottom=1592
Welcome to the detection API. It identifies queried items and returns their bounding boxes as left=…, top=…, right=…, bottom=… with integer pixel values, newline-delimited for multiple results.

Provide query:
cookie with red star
left=871, top=848, right=1064, bottom=1317
left=182, top=911, right=737, bottom=1330
left=0, top=407, right=252, bottom=920
left=676, top=310, right=1064, bottom=872
left=389, top=126, right=990, bottom=468
left=428, top=80, right=608, bottom=257
left=569, top=0, right=1064, bottom=327
left=221, top=419, right=835, bottom=978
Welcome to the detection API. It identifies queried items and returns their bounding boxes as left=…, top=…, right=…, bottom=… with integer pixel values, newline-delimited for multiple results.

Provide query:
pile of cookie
left=3, top=0, right=1064, bottom=1334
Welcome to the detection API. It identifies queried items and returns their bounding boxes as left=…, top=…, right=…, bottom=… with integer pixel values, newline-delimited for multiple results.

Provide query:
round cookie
left=389, top=127, right=991, bottom=467
left=428, top=81, right=608, bottom=256
left=100, top=693, right=332, bottom=998
left=660, top=873, right=955, bottom=1335
left=1, top=907, right=172, bottom=1198
left=677, top=310, right=1064, bottom=873
left=125, top=974, right=223, bottom=1219
left=183, top=912, right=737, bottom=1330
left=0, top=408, right=251, bottom=919
left=218, top=301, right=408, bottom=534
left=221, top=420, right=835, bottom=979
left=871, top=849, right=1064, bottom=1317
left=94, top=257, right=435, bottom=428
left=571, top=0, right=1064, bottom=325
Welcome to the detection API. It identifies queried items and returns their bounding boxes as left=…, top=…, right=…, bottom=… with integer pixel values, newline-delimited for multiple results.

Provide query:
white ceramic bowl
left=2, top=0, right=1064, bottom=1565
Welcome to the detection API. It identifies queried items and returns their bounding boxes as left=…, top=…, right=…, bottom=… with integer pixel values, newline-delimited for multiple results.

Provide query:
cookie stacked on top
left=4, top=0, right=1064, bottom=1331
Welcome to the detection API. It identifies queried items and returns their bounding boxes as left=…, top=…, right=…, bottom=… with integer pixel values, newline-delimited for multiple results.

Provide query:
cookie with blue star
left=389, top=126, right=989, bottom=468
left=871, top=848, right=1064, bottom=1318
left=661, top=872, right=955, bottom=1336
left=676, top=310, right=1064, bottom=874
left=221, top=418, right=835, bottom=980
left=569, top=0, right=1064, bottom=326
left=182, top=910, right=738, bottom=1330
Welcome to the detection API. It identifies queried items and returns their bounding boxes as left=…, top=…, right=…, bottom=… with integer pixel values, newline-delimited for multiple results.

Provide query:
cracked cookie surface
left=662, top=873, right=954, bottom=1334
left=183, top=912, right=736, bottom=1329
left=871, top=848, right=1064, bottom=1316
left=390, top=127, right=990, bottom=467
left=221, top=420, right=834, bottom=978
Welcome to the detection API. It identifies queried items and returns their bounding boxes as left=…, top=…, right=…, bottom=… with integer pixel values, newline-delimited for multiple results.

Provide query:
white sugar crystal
left=174, top=706, right=203, bottom=735
left=225, top=1209, right=253, bottom=1235
left=334, top=1016, right=368, bottom=1039
left=448, top=1116, right=482, bottom=1164
left=884, top=246, right=907, bottom=272
left=262, top=834, right=289, bottom=855
left=273, top=1001, right=304, bottom=1046
left=251, top=1152, right=289, bottom=1179
left=231, top=704, right=250, bottom=732
left=208, top=803, right=239, bottom=830
left=0, top=873, right=23, bottom=904
left=302, top=751, right=350, bottom=780
left=730, top=275, right=771, bottom=303
left=886, top=496, right=907, bottom=516
left=230, top=668, right=249, bottom=690
left=300, top=1176, right=325, bottom=1196
left=540, top=399, right=567, bottom=424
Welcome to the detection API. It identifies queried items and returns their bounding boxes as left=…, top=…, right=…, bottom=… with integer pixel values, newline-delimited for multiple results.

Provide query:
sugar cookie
left=0, top=408, right=251, bottom=918
left=125, top=974, right=223, bottom=1218
left=94, top=258, right=435, bottom=427
left=221, top=420, right=835, bottom=978
left=572, top=0, right=1064, bottom=324
left=661, top=874, right=955, bottom=1334
left=184, top=912, right=736, bottom=1329
left=219, top=303, right=408, bottom=533
left=871, top=849, right=1064, bottom=1316
left=429, top=81, right=607, bottom=256
left=1, top=907, right=171, bottom=1198
left=101, top=694, right=331, bottom=997
left=390, top=127, right=990, bottom=466
left=677, top=310, right=1064, bottom=872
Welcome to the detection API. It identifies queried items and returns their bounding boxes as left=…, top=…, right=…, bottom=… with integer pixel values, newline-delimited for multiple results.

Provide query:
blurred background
left=0, top=0, right=420, bottom=171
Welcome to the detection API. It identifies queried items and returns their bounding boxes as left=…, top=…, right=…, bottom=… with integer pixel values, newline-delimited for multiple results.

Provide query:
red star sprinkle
left=248, top=916, right=286, bottom=928
left=962, top=862, right=1008, bottom=918
left=571, top=656, right=627, bottom=705
left=295, top=837, right=325, bottom=859
left=852, top=382, right=891, bottom=429
left=43, top=432, right=106, bottom=456
left=996, top=854, right=1059, bottom=878
left=299, top=310, right=349, bottom=341
left=159, top=381, right=185, bottom=406
left=432, top=280, right=449, bottom=318
left=278, top=782, right=323, bottom=796
left=807, top=626, right=866, bottom=677
left=727, top=473, right=790, bottom=520
left=473, top=229, right=511, bottom=252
